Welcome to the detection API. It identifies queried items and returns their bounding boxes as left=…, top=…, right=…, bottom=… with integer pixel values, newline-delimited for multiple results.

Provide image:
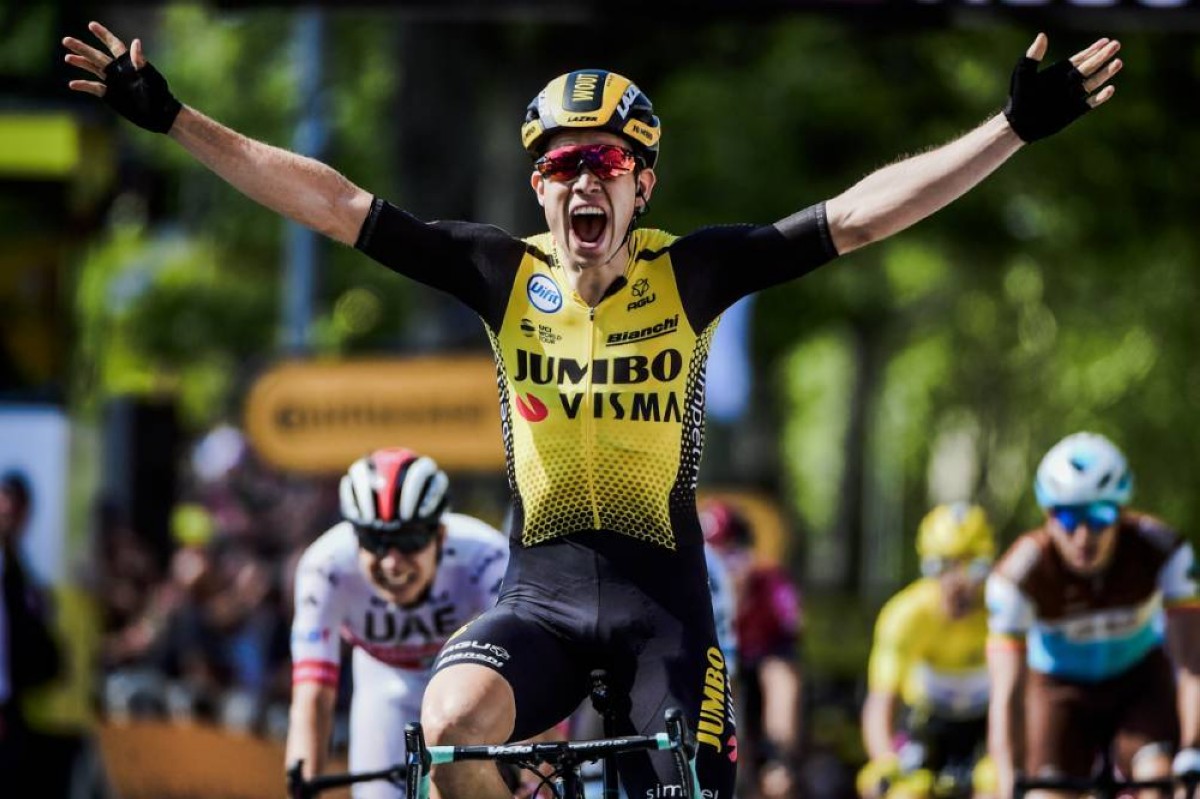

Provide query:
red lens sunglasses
left=535, top=144, right=639, bottom=182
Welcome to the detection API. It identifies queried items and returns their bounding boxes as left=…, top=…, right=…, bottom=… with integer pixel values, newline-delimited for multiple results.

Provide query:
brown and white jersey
left=985, top=512, right=1198, bottom=681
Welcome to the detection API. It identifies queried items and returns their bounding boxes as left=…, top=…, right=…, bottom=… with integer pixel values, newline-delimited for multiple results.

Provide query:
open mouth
left=377, top=569, right=414, bottom=591
left=571, top=206, right=608, bottom=246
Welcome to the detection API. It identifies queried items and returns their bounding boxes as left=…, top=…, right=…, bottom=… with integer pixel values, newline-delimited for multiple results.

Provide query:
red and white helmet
left=339, top=448, right=449, bottom=531
left=699, top=499, right=753, bottom=551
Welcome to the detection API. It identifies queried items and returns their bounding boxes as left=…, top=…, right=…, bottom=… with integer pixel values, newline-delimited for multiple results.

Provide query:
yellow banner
left=244, top=357, right=504, bottom=474
left=0, top=114, right=80, bottom=177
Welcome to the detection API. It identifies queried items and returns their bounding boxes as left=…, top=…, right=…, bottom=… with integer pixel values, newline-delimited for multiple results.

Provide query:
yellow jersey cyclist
left=859, top=504, right=997, bottom=799
left=986, top=433, right=1200, bottom=799
left=66, top=19, right=1124, bottom=799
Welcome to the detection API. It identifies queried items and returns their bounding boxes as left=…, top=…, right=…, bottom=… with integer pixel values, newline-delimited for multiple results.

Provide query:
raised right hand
left=63, top=21, right=181, bottom=133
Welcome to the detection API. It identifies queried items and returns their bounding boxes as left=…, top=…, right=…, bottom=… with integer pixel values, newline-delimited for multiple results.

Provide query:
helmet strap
left=616, top=172, right=650, bottom=250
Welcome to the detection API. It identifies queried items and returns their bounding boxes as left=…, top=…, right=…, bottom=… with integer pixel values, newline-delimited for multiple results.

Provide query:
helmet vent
left=1097, top=472, right=1113, bottom=489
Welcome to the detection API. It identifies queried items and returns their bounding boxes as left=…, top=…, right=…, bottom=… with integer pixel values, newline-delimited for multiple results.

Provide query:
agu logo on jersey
left=528, top=274, right=563, bottom=314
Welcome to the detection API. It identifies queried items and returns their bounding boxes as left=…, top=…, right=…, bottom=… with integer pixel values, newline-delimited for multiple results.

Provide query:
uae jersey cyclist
left=286, top=448, right=507, bottom=799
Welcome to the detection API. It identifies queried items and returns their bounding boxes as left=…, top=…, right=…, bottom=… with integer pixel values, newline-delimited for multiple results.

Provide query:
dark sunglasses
left=920, top=556, right=993, bottom=582
left=535, top=144, right=639, bottom=182
left=354, top=524, right=438, bottom=556
left=1049, top=502, right=1119, bottom=534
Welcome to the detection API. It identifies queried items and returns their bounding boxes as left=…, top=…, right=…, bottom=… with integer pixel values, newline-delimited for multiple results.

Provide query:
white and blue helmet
left=1034, top=432, right=1133, bottom=509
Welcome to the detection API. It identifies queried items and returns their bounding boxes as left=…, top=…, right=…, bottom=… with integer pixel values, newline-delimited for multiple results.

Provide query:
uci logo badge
left=527, top=273, right=563, bottom=314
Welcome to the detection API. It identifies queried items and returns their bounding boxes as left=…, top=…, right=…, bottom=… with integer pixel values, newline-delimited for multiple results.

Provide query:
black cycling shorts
left=433, top=530, right=737, bottom=799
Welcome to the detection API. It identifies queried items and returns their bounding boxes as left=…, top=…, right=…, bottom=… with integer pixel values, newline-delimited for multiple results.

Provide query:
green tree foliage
left=73, top=6, right=410, bottom=425
left=652, top=17, right=1200, bottom=611
left=72, top=8, right=1200, bottom=593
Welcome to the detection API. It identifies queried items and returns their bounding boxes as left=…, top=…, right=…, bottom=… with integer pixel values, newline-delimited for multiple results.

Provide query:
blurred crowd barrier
left=97, top=720, right=348, bottom=799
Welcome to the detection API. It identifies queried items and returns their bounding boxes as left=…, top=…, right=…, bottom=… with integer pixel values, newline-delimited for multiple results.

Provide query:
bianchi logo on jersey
left=607, top=315, right=679, bottom=346
left=527, top=273, right=563, bottom=314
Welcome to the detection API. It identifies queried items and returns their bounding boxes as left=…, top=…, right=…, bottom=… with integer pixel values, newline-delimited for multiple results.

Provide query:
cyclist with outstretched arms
left=287, top=449, right=507, bottom=798
left=65, top=21, right=1123, bottom=799
left=986, top=433, right=1200, bottom=799
left=859, top=504, right=997, bottom=799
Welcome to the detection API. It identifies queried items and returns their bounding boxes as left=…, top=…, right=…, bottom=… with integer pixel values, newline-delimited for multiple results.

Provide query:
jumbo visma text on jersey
left=354, top=197, right=838, bottom=550
left=495, top=229, right=710, bottom=549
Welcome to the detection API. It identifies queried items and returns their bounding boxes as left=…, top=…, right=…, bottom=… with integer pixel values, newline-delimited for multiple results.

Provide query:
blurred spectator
left=702, top=499, right=804, bottom=799
left=95, top=424, right=353, bottom=754
left=0, top=472, right=63, bottom=791
left=97, top=501, right=164, bottom=672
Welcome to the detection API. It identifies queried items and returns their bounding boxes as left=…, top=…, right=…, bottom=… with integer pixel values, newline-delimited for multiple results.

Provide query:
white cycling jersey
left=291, top=513, right=508, bottom=798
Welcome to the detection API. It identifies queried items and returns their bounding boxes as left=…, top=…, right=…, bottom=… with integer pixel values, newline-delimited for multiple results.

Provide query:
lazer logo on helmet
left=567, top=115, right=599, bottom=123
left=616, top=84, right=640, bottom=119
left=527, top=274, right=563, bottom=313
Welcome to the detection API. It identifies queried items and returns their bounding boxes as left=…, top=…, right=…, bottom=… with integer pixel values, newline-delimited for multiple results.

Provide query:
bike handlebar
left=423, top=732, right=671, bottom=765
left=1015, top=772, right=1200, bottom=797
left=287, top=760, right=408, bottom=799
left=291, top=709, right=698, bottom=799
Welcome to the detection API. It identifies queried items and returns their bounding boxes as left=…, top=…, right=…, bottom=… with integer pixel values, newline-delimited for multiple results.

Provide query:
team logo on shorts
left=528, top=274, right=564, bottom=313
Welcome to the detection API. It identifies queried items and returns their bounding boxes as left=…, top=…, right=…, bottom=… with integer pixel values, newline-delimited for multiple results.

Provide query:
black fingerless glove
left=103, top=52, right=182, bottom=133
left=1003, top=56, right=1092, bottom=143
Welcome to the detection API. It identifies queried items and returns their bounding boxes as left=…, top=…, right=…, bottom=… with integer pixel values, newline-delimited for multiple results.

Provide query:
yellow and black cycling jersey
left=868, top=578, right=989, bottom=719
left=356, top=198, right=836, bottom=553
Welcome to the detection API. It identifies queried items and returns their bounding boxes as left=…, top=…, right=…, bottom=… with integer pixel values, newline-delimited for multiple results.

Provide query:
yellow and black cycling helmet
left=521, top=69, right=662, bottom=169
left=917, top=502, right=995, bottom=563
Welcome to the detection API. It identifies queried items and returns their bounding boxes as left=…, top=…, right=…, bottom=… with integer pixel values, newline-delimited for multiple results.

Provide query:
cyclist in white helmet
left=286, top=448, right=508, bottom=799
left=986, top=433, right=1200, bottom=799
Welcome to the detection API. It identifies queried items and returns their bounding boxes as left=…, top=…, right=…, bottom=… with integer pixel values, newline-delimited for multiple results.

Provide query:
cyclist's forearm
left=1167, top=612, right=1200, bottom=747
left=825, top=114, right=1022, bottom=255
left=286, top=691, right=335, bottom=778
left=760, top=658, right=802, bottom=757
left=988, top=696, right=1020, bottom=799
left=1176, top=661, right=1200, bottom=747
left=861, top=690, right=898, bottom=761
left=168, top=106, right=371, bottom=245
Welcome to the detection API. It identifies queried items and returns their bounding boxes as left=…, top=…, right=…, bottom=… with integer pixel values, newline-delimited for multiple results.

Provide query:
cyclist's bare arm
left=63, top=21, right=372, bottom=245
left=285, top=681, right=338, bottom=780
left=821, top=34, right=1120, bottom=255
left=170, top=108, right=372, bottom=244
left=760, top=655, right=803, bottom=763
left=987, top=639, right=1026, bottom=799
left=1167, top=610, right=1200, bottom=749
left=861, top=688, right=899, bottom=762
left=824, top=114, right=1020, bottom=255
